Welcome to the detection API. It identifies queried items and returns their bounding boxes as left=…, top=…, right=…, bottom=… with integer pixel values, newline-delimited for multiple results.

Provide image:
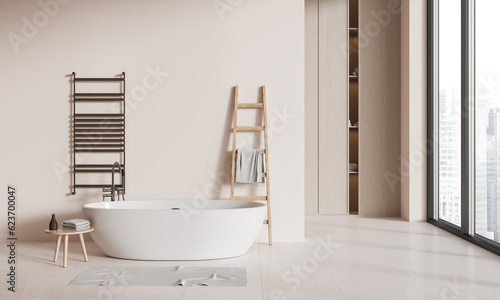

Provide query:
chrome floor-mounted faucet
left=102, top=162, right=125, bottom=201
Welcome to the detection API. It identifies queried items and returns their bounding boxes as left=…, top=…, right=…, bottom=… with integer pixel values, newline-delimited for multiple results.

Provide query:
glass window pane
left=475, top=0, right=500, bottom=242
left=438, top=0, right=461, bottom=226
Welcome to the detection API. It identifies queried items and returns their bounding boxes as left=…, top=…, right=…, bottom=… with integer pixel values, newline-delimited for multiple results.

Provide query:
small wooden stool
left=44, top=226, right=94, bottom=268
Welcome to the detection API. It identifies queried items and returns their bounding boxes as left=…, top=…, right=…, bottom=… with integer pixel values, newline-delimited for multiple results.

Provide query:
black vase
left=49, top=214, right=58, bottom=230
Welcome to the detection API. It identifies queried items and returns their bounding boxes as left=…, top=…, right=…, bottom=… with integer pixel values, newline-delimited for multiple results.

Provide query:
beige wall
left=400, top=0, right=427, bottom=221
left=0, top=0, right=305, bottom=241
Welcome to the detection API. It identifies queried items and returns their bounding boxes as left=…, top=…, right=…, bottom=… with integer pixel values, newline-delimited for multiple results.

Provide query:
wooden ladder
left=230, top=86, right=272, bottom=245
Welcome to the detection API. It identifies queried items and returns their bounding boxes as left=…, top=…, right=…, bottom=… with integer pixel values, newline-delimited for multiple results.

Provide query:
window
left=475, top=0, right=500, bottom=243
left=428, top=0, right=500, bottom=255
left=437, top=0, right=461, bottom=227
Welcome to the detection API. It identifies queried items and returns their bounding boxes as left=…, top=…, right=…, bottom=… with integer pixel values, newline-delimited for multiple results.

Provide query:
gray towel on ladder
left=235, top=149, right=265, bottom=183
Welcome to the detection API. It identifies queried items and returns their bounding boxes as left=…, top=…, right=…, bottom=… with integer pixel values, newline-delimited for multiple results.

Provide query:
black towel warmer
left=71, top=72, right=126, bottom=195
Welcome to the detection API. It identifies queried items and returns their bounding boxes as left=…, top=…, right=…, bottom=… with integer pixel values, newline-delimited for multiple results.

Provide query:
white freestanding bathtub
left=82, top=200, right=266, bottom=260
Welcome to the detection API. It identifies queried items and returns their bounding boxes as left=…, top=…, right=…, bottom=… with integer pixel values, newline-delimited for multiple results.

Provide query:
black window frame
left=427, top=0, right=500, bottom=256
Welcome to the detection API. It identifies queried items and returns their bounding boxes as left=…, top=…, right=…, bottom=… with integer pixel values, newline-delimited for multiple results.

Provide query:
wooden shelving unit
left=305, top=0, right=401, bottom=216
left=348, top=0, right=359, bottom=215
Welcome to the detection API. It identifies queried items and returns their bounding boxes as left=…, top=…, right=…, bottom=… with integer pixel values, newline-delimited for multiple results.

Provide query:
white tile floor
left=3, top=216, right=500, bottom=299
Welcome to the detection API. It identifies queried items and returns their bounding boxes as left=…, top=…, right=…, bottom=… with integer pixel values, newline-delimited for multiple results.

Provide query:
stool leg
left=63, top=235, right=68, bottom=268
left=79, top=233, right=88, bottom=262
left=53, top=235, right=62, bottom=262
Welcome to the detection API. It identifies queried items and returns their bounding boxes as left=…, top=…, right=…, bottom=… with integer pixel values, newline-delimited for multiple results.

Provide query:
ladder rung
left=262, top=172, right=267, bottom=177
left=236, top=126, right=264, bottom=131
left=237, top=103, right=264, bottom=108
left=235, top=148, right=266, bottom=154
left=232, top=196, right=268, bottom=201
left=263, top=220, right=269, bottom=224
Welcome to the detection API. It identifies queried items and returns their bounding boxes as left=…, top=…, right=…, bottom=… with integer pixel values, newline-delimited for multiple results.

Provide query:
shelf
left=349, top=126, right=358, bottom=129
left=349, top=75, right=358, bottom=79
left=349, top=162, right=358, bottom=174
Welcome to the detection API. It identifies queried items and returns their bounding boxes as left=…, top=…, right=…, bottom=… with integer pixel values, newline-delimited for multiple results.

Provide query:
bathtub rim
left=82, top=199, right=267, bottom=211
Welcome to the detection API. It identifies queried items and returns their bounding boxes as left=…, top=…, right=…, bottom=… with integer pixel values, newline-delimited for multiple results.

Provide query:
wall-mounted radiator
left=71, top=72, right=126, bottom=195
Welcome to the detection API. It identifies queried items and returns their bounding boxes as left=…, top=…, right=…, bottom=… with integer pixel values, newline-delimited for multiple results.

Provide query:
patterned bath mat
left=69, top=266, right=247, bottom=286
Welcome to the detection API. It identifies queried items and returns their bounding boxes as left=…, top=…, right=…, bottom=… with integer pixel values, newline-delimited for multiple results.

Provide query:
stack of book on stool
left=62, top=219, right=90, bottom=230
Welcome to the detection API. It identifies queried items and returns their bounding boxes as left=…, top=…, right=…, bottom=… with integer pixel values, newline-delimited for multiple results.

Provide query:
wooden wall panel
left=318, top=0, right=348, bottom=214
left=305, top=0, right=319, bottom=215
left=359, top=0, right=401, bottom=216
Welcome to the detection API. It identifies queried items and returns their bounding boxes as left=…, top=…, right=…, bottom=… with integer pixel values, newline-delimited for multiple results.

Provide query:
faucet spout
left=110, top=162, right=121, bottom=201
left=102, top=162, right=123, bottom=201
